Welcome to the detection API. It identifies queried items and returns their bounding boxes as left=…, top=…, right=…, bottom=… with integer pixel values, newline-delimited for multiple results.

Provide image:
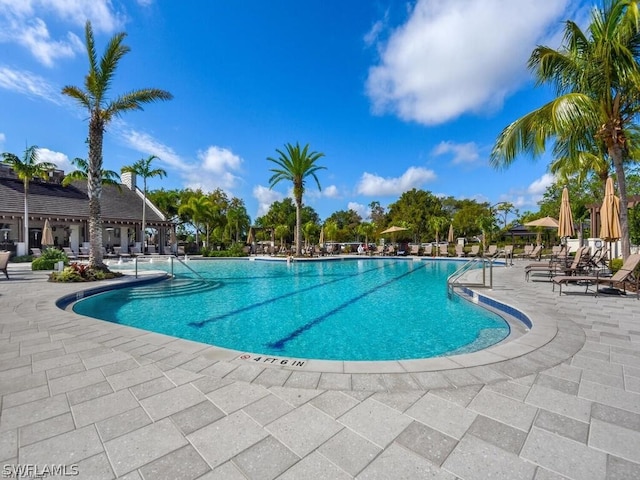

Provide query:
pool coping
left=57, top=258, right=584, bottom=390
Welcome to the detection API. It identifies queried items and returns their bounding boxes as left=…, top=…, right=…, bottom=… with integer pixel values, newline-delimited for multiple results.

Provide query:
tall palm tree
left=267, top=143, right=326, bottom=256
left=1, top=145, right=56, bottom=254
left=428, top=216, right=448, bottom=245
left=178, top=195, right=214, bottom=249
left=62, top=21, right=172, bottom=268
left=62, top=157, right=121, bottom=189
left=121, top=155, right=167, bottom=253
left=490, top=0, right=640, bottom=260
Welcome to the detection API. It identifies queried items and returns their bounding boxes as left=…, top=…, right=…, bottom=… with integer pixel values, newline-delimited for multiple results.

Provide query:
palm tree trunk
left=295, top=197, right=302, bottom=256
left=23, top=181, right=29, bottom=254
left=610, top=145, right=630, bottom=260
left=88, top=115, right=105, bottom=268
left=142, top=179, right=147, bottom=254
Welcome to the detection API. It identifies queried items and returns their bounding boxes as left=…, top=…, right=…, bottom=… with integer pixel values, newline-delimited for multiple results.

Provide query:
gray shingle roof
left=0, top=178, right=170, bottom=225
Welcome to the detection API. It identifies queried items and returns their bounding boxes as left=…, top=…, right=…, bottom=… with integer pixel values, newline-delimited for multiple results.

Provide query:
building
left=0, top=164, right=174, bottom=256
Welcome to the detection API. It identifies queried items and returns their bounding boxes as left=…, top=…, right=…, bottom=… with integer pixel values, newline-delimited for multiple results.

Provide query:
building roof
left=0, top=177, right=170, bottom=226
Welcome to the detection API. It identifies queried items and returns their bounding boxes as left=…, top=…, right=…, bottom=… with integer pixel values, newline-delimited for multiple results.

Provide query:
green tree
left=178, top=195, right=215, bottom=248
left=387, top=189, right=443, bottom=241
left=324, top=209, right=362, bottom=241
left=226, top=198, right=250, bottom=243
left=274, top=224, right=289, bottom=250
left=267, top=142, right=326, bottom=256
left=62, top=20, right=172, bottom=268
left=368, top=201, right=387, bottom=225
left=62, top=157, right=121, bottom=189
left=1, top=145, right=56, bottom=253
left=121, top=155, right=167, bottom=253
left=476, top=215, right=497, bottom=253
left=357, top=222, right=375, bottom=245
left=490, top=0, right=640, bottom=260
left=428, top=216, right=449, bottom=245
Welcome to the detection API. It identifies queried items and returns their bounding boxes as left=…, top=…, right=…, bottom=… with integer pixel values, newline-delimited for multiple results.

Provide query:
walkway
left=0, top=261, right=639, bottom=479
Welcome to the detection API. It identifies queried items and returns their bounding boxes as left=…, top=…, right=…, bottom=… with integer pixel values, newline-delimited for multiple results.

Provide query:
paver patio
left=0, top=260, right=639, bottom=479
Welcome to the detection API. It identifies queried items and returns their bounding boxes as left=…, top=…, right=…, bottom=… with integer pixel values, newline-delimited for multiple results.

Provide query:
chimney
left=121, top=171, right=136, bottom=190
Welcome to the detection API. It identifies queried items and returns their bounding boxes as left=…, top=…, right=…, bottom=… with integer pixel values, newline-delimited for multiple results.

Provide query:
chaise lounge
left=552, top=253, right=640, bottom=298
left=0, top=251, right=9, bottom=279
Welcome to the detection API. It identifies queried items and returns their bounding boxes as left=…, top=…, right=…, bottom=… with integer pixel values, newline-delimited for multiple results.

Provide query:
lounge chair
left=0, top=251, right=9, bottom=279
left=439, top=244, right=449, bottom=257
left=63, top=247, right=78, bottom=260
left=386, top=244, right=396, bottom=256
left=468, top=245, right=480, bottom=257
left=410, top=244, right=420, bottom=256
left=454, top=244, right=466, bottom=257
left=31, top=248, right=42, bottom=258
left=485, top=245, right=498, bottom=257
left=552, top=253, right=640, bottom=298
left=525, top=246, right=590, bottom=281
left=517, top=244, right=534, bottom=259
left=423, top=244, right=433, bottom=256
left=524, top=245, right=542, bottom=261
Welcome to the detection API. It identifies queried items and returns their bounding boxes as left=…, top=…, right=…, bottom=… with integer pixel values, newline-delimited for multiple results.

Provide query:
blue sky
left=0, top=0, right=591, bottom=223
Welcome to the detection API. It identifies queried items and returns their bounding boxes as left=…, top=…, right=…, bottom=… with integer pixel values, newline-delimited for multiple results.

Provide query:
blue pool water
left=72, top=258, right=510, bottom=361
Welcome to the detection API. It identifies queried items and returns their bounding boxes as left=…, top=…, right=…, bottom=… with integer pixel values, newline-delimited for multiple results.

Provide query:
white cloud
left=121, top=129, right=245, bottom=194
left=347, top=202, right=369, bottom=220
left=432, top=141, right=480, bottom=164
left=356, top=166, right=436, bottom=196
left=322, top=184, right=339, bottom=198
left=120, top=130, right=184, bottom=169
left=528, top=173, right=555, bottom=196
left=0, top=65, right=62, bottom=104
left=0, top=132, right=5, bottom=145
left=0, top=0, right=124, bottom=66
left=253, top=185, right=283, bottom=217
left=37, top=147, right=72, bottom=173
left=137, top=0, right=154, bottom=7
left=366, top=0, right=572, bottom=125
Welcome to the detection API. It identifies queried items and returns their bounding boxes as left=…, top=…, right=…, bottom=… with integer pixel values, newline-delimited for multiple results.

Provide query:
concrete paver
left=1, top=260, right=639, bottom=478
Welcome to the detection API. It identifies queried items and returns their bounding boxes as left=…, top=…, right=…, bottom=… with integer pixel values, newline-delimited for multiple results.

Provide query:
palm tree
left=428, top=216, right=448, bottom=245
left=1, top=145, right=56, bottom=254
left=178, top=195, right=214, bottom=249
left=62, top=157, right=121, bottom=189
left=490, top=0, right=640, bottom=260
left=267, top=143, right=326, bottom=256
left=121, top=155, right=167, bottom=253
left=61, top=21, right=172, bottom=268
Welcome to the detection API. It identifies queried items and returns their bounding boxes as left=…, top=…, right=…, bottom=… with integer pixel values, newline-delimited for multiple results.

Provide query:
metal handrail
left=447, top=255, right=495, bottom=295
left=168, top=256, right=209, bottom=282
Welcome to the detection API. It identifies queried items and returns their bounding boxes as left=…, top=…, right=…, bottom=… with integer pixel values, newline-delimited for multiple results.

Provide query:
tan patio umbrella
left=380, top=225, right=408, bottom=235
left=447, top=223, right=454, bottom=243
left=524, top=216, right=559, bottom=228
left=557, top=187, right=575, bottom=239
left=41, top=219, right=54, bottom=247
left=525, top=216, right=558, bottom=246
left=246, top=227, right=254, bottom=245
left=600, top=177, right=621, bottom=242
left=318, top=226, right=324, bottom=245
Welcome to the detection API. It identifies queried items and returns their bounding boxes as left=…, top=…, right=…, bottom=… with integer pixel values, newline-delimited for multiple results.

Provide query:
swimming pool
left=72, top=258, right=510, bottom=361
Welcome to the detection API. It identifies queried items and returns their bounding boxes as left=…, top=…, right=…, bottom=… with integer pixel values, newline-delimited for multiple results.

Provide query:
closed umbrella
left=319, top=226, right=324, bottom=245
left=42, top=219, right=54, bottom=247
left=557, top=187, right=575, bottom=239
left=246, top=227, right=254, bottom=245
left=600, top=177, right=621, bottom=242
left=447, top=224, right=454, bottom=243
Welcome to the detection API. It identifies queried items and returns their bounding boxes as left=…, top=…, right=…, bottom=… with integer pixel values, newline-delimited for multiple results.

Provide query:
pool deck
left=0, top=260, right=639, bottom=479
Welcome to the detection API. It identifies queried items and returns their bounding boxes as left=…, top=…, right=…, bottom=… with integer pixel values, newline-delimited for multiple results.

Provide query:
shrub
left=10, top=255, right=33, bottom=263
left=32, top=247, right=68, bottom=270
left=48, top=263, right=124, bottom=282
left=202, top=243, right=247, bottom=257
left=609, top=258, right=623, bottom=274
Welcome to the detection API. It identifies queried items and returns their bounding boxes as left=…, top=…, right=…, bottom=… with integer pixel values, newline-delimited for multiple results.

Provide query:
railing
left=167, top=256, right=209, bottom=282
left=447, top=254, right=498, bottom=296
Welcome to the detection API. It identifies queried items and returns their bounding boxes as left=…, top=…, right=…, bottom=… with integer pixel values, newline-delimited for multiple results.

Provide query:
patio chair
left=63, top=247, right=78, bottom=260
left=410, top=244, right=420, bottom=256
left=485, top=245, right=498, bottom=257
left=524, top=245, right=542, bottom=261
left=31, top=248, right=42, bottom=258
left=439, top=244, right=449, bottom=257
left=517, top=244, right=534, bottom=259
left=386, top=244, right=396, bottom=256
left=454, top=244, right=466, bottom=257
left=0, top=251, right=9, bottom=279
left=525, top=246, right=590, bottom=281
left=423, top=244, right=433, bottom=256
left=552, top=253, right=640, bottom=298
left=468, top=245, right=480, bottom=257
